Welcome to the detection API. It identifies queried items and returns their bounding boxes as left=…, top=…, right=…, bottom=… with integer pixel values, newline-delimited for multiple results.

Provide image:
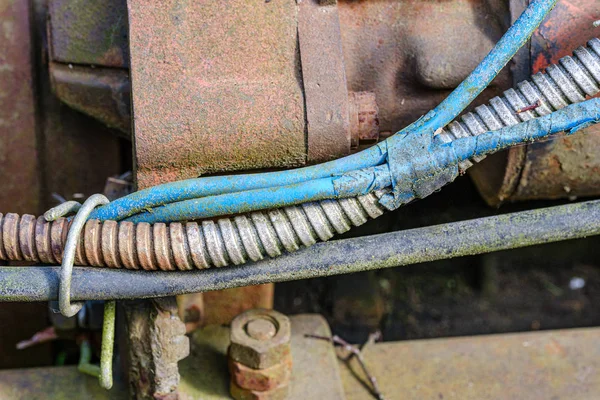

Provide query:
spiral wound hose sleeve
left=0, top=191, right=388, bottom=270
left=437, top=38, right=600, bottom=171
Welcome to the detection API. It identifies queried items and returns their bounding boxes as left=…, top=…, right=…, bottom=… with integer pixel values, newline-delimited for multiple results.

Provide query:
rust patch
left=513, top=0, right=600, bottom=202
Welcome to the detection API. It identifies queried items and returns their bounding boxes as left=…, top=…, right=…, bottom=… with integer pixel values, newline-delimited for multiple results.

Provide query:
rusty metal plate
left=340, top=327, right=600, bottom=400
left=48, top=0, right=129, bottom=68
left=202, top=284, right=274, bottom=326
left=298, top=0, right=351, bottom=163
left=128, top=0, right=306, bottom=188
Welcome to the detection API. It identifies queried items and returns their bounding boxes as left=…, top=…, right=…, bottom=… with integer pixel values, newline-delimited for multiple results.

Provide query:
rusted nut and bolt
left=229, top=309, right=292, bottom=399
left=349, top=91, right=380, bottom=148
left=229, top=380, right=290, bottom=400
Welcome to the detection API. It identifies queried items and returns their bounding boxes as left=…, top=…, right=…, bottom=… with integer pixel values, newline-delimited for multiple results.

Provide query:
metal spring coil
left=0, top=191, right=387, bottom=270
left=437, top=38, right=600, bottom=170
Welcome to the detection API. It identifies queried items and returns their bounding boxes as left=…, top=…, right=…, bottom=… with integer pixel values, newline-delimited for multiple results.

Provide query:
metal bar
left=2, top=199, right=600, bottom=302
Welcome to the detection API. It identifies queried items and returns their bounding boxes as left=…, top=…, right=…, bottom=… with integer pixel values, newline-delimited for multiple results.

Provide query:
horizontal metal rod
left=2, top=199, right=600, bottom=302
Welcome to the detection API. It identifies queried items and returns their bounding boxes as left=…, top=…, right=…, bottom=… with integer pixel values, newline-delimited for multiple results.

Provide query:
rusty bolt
left=229, top=309, right=291, bottom=370
left=230, top=380, right=289, bottom=400
left=349, top=91, right=379, bottom=148
left=229, top=353, right=292, bottom=392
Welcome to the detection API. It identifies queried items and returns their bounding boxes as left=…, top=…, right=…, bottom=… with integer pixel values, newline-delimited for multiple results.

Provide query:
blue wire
left=125, top=165, right=392, bottom=223
left=125, top=99, right=600, bottom=223
left=451, top=98, right=600, bottom=161
left=90, top=0, right=557, bottom=222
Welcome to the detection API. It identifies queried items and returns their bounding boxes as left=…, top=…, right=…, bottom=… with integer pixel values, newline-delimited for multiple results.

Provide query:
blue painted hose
left=89, top=0, right=557, bottom=222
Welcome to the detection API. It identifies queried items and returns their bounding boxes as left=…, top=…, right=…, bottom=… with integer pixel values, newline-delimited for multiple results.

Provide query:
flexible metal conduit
left=3, top=199, right=600, bottom=302
left=0, top=191, right=388, bottom=270
left=0, top=40, right=598, bottom=271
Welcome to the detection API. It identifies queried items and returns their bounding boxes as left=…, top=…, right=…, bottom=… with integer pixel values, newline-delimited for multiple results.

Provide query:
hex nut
left=229, top=309, right=291, bottom=369
left=229, top=353, right=292, bottom=391
left=230, top=380, right=290, bottom=400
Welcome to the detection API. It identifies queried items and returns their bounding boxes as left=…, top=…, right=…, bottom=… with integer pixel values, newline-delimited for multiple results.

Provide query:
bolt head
left=229, top=309, right=291, bottom=369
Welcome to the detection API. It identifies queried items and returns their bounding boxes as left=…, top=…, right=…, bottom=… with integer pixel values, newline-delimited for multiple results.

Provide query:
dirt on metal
left=48, top=0, right=129, bottom=68
left=128, top=0, right=307, bottom=188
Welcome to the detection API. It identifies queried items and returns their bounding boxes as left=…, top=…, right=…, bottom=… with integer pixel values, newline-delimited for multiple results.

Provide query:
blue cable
left=126, top=165, right=392, bottom=223
left=127, top=99, right=600, bottom=224
left=451, top=98, right=600, bottom=161
left=90, top=0, right=557, bottom=222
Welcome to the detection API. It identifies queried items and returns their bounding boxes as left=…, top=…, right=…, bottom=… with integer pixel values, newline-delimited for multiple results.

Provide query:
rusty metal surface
left=178, top=314, right=345, bottom=400
left=0, top=365, right=128, bottom=400
left=340, top=327, right=600, bottom=400
left=50, top=62, right=131, bottom=136
left=0, top=0, right=53, bottom=370
left=229, top=354, right=292, bottom=393
left=0, top=0, right=41, bottom=216
left=30, top=1, right=125, bottom=213
left=299, top=0, right=351, bottom=163
left=471, top=0, right=600, bottom=204
left=124, top=297, right=189, bottom=400
left=128, top=0, right=306, bottom=188
left=48, top=0, right=129, bottom=68
left=338, top=0, right=512, bottom=136
left=229, top=309, right=291, bottom=370
left=202, top=285, right=274, bottom=326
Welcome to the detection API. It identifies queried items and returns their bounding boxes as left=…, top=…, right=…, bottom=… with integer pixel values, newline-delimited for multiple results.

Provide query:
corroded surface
left=229, top=309, right=291, bottom=369
left=178, top=314, right=345, bottom=400
left=472, top=0, right=600, bottom=204
left=338, top=0, right=511, bottom=135
left=514, top=0, right=600, bottom=201
left=128, top=0, right=306, bottom=188
left=0, top=0, right=41, bottom=215
left=0, top=191, right=385, bottom=270
left=340, top=327, right=600, bottom=400
left=125, top=297, right=189, bottom=399
left=0, top=0, right=52, bottom=370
